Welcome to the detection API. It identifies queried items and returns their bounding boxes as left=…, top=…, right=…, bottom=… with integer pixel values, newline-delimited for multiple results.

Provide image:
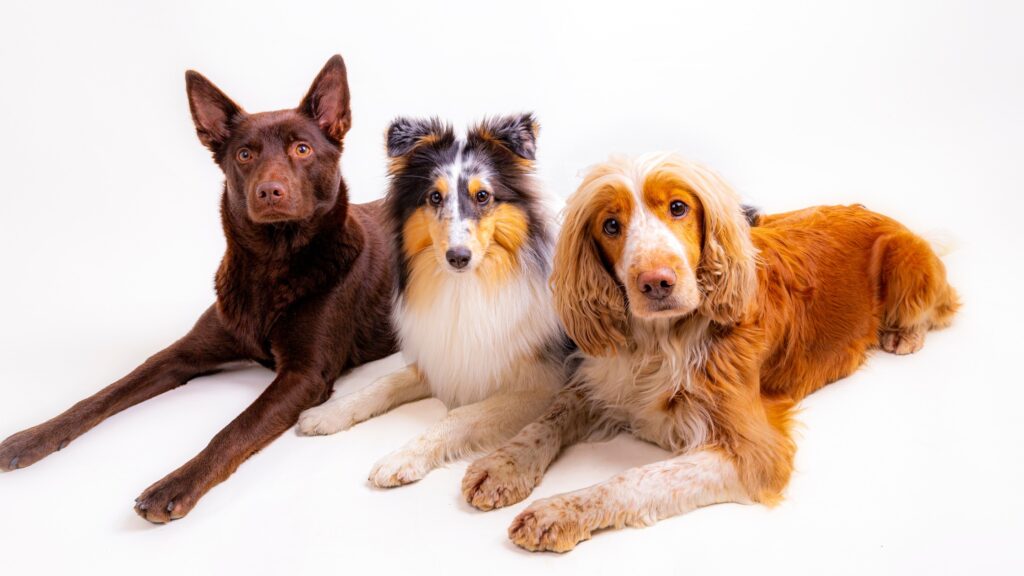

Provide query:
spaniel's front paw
left=462, top=450, right=540, bottom=511
left=509, top=496, right=592, bottom=553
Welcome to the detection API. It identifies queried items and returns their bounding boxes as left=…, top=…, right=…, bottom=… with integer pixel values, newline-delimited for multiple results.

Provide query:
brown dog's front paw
left=0, top=425, right=68, bottom=472
left=462, top=452, right=539, bottom=511
left=509, top=497, right=592, bottom=553
left=134, top=472, right=203, bottom=524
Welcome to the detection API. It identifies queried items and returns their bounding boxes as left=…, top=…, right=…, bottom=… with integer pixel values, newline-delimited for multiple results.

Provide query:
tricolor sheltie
left=298, top=114, right=570, bottom=487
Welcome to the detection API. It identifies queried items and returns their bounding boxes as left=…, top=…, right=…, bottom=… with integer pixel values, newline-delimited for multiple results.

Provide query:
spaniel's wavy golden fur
left=462, top=152, right=959, bottom=552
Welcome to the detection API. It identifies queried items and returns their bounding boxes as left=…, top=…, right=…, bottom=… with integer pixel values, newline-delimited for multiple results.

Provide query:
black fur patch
left=741, top=204, right=762, bottom=226
left=386, top=117, right=452, bottom=158
left=468, top=113, right=539, bottom=160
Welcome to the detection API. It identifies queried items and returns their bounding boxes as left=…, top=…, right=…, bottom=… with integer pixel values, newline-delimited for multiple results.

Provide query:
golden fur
left=463, top=152, right=960, bottom=552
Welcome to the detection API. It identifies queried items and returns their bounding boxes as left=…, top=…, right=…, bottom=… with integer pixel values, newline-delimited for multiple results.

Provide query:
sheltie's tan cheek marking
left=402, top=208, right=434, bottom=257
left=643, top=182, right=704, bottom=267
left=474, top=204, right=530, bottom=287
left=591, top=186, right=634, bottom=272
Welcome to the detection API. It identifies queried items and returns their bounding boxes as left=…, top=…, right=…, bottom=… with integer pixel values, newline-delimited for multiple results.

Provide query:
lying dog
left=298, top=115, right=570, bottom=487
left=463, top=152, right=959, bottom=551
left=0, top=55, right=397, bottom=522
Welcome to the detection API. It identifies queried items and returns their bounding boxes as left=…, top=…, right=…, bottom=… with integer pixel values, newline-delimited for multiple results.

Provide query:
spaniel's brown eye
left=236, top=148, right=254, bottom=163
left=670, top=200, right=689, bottom=218
left=429, top=191, right=443, bottom=206
left=475, top=190, right=490, bottom=204
left=293, top=142, right=313, bottom=157
left=602, top=218, right=620, bottom=237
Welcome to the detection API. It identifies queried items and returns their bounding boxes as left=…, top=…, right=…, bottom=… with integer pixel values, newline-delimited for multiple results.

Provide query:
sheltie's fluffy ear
left=385, top=117, right=450, bottom=158
left=676, top=159, right=758, bottom=324
left=551, top=173, right=628, bottom=357
left=469, top=113, right=539, bottom=161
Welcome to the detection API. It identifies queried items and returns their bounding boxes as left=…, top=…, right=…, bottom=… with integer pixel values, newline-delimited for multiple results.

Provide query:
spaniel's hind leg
left=874, top=231, right=960, bottom=355
left=368, top=390, right=554, bottom=488
left=297, top=365, right=428, bottom=436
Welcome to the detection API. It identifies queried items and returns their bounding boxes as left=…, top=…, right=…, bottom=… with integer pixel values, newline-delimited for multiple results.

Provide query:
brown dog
left=0, top=55, right=396, bottom=523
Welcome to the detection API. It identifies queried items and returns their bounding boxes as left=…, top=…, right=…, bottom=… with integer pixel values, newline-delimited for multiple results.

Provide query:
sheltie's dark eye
left=602, top=218, right=620, bottom=237
left=475, top=190, right=490, bottom=204
left=670, top=200, right=689, bottom=218
left=429, top=191, right=443, bottom=206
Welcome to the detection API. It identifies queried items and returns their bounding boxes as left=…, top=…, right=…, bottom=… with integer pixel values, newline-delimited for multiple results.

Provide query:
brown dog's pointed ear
left=299, top=54, right=352, bottom=143
left=186, top=70, right=244, bottom=153
left=551, top=186, right=628, bottom=357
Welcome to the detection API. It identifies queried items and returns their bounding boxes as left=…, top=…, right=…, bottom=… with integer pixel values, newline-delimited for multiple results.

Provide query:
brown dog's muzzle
left=248, top=176, right=303, bottom=223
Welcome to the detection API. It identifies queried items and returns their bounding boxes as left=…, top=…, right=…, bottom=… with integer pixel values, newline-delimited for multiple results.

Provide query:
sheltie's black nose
left=446, top=246, right=472, bottom=270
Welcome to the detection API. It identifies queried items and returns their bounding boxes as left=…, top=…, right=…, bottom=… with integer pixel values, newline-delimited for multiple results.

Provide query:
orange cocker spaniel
left=462, top=152, right=960, bottom=552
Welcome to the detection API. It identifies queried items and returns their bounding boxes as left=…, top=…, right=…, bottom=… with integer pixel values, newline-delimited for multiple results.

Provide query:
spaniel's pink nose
left=637, top=268, right=676, bottom=300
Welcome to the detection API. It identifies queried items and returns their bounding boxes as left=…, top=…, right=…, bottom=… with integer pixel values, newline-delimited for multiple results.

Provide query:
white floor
left=1, top=1, right=1022, bottom=574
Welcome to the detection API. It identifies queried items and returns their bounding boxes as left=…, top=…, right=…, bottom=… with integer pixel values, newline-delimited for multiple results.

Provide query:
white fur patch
left=575, top=315, right=713, bottom=452
left=395, top=266, right=563, bottom=407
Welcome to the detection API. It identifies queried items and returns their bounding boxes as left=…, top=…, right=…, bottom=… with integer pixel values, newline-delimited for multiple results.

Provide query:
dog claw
left=9, top=456, right=18, bottom=470
left=58, top=440, right=68, bottom=451
left=166, top=501, right=175, bottom=513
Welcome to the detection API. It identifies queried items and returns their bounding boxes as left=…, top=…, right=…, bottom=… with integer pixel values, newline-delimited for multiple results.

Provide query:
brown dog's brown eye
left=602, top=218, right=620, bottom=237
left=429, top=191, right=443, bottom=206
left=237, top=148, right=254, bottom=163
left=293, top=143, right=313, bottom=157
left=670, top=200, right=689, bottom=218
left=475, top=190, right=490, bottom=204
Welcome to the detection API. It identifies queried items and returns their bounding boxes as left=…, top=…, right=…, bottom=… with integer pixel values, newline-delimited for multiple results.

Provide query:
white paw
left=297, top=402, right=359, bottom=436
left=368, top=450, right=433, bottom=488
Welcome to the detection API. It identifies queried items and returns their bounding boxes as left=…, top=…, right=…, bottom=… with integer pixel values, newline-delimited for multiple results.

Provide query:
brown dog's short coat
left=0, top=55, right=396, bottom=523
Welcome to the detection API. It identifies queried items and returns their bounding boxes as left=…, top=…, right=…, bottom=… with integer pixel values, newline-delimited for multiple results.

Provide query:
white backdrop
left=1, top=1, right=1022, bottom=574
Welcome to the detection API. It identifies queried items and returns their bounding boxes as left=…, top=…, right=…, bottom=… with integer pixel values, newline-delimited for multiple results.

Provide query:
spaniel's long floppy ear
left=689, top=164, right=758, bottom=324
left=551, top=188, right=628, bottom=357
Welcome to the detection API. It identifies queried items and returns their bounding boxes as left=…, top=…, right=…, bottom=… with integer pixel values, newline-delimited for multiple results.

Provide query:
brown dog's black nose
left=255, top=181, right=289, bottom=206
left=446, top=247, right=472, bottom=270
left=637, top=268, right=676, bottom=300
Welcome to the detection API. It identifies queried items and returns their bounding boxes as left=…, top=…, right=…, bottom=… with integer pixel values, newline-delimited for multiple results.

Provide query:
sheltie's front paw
left=368, top=450, right=432, bottom=488
left=296, top=401, right=360, bottom=436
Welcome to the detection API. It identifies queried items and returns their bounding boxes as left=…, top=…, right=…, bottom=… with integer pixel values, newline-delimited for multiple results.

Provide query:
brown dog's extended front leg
left=0, top=307, right=243, bottom=472
left=133, top=369, right=327, bottom=523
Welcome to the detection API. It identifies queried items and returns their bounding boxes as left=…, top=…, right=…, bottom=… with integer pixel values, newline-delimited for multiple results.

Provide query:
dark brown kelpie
left=0, top=55, right=397, bottom=523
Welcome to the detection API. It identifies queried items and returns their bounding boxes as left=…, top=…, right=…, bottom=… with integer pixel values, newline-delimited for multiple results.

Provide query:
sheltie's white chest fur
left=576, top=317, right=714, bottom=452
left=396, top=268, right=562, bottom=407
